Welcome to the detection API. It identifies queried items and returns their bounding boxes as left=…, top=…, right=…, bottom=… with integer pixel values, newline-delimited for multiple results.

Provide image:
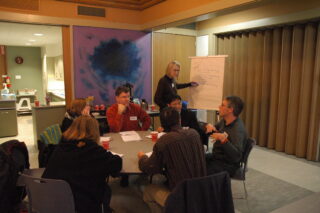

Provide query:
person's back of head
left=225, top=96, right=244, bottom=117
left=63, top=115, right=100, bottom=144
left=160, top=107, right=180, bottom=131
left=166, top=94, right=182, bottom=105
left=67, top=98, right=87, bottom=116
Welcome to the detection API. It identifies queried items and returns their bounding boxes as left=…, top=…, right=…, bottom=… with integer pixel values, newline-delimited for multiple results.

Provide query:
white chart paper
left=188, top=55, right=227, bottom=110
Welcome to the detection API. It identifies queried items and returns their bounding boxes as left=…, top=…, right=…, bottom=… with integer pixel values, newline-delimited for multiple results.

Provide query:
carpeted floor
left=232, top=169, right=313, bottom=213
left=107, top=168, right=315, bottom=213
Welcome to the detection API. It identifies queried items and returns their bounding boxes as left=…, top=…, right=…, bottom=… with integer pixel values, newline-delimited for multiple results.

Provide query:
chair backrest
left=19, top=172, right=75, bottom=213
left=241, top=138, right=256, bottom=169
left=233, top=138, right=255, bottom=180
left=164, top=172, right=234, bottom=213
left=40, top=124, right=62, bottom=145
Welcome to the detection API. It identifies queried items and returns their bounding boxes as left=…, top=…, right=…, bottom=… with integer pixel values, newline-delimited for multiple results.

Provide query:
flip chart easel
left=188, top=55, right=227, bottom=111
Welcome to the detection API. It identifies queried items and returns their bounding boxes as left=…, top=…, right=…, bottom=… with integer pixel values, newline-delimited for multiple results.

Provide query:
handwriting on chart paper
left=188, top=56, right=227, bottom=110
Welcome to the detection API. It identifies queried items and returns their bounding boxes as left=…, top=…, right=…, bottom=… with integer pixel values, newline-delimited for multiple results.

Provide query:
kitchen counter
left=0, top=94, right=18, bottom=137
left=0, top=94, right=16, bottom=102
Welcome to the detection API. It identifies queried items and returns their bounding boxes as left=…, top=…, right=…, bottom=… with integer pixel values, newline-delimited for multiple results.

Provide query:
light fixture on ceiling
left=33, top=33, right=43, bottom=36
left=29, top=39, right=36, bottom=42
left=25, top=43, right=32, bottom=46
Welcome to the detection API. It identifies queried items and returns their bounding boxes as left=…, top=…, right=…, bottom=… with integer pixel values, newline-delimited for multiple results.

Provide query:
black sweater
left=42, top=138, right=122, bottom=213
left=154, top=75, right=191, bottom=110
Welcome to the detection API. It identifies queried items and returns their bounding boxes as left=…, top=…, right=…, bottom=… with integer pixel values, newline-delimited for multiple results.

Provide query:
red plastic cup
left=150, top=105, right=156, bottom=111
left=102, top=141, right=110, bottom=150
left=100, top=104, right=105, bottom=111
left=95, top=105, right=99, bottom=111
left=34, top=100, right=40, bottom=107
left=151, top=131, right=158, bottom=142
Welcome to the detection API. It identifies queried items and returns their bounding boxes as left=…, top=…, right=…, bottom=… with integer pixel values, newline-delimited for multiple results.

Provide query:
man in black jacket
left=206, top=96, right=248, bottom=177
left=159, top=95, right=215, bottom=146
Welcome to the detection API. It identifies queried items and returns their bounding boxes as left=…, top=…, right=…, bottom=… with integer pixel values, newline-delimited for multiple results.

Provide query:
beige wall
left=0, top=0, right=256, bottom=30
left=197, top=0, right=320, bottom=55
left=198, top=0, right=320, bottom=30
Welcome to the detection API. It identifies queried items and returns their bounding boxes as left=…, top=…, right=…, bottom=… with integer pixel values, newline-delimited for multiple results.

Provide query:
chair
left=39, top=124, right=62, bottom=145
left=18, top=169, right=75, bottom=213
left=0, top=140, right=30, bottom=213
left=164, top=172, right=235, bottom=213
left=231, top=137, right=256, bottom=199
left=38, top=124, right=62, bottom=167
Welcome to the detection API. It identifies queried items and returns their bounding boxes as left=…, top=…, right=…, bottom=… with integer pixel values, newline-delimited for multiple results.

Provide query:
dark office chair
left=19, top=169, right=75, bottom=213
left=231, top=137, right=256, bottom=199
left=164, top=172, right=235, bottom=213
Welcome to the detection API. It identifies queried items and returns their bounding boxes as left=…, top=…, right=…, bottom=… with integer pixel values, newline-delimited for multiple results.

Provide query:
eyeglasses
left=119, top=95, right=130, bottom=99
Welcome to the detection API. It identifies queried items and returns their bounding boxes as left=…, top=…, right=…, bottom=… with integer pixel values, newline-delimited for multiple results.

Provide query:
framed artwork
left=73, top=26, right=152, bottom=105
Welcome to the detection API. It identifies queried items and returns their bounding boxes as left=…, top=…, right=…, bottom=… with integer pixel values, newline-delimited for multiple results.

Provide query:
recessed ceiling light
left=25, top=43, right=31, bottom=45
left=33, top=33, right=43, bottom=36
left=29, top=39, right=36, bottom=42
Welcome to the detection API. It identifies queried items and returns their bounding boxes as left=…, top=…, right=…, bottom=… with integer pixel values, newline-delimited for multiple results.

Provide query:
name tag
left=130, top=116, right=137, bottom=121
left=182, top=126, right=189, bottom=130
left=172, top=83, right=174, bottom=88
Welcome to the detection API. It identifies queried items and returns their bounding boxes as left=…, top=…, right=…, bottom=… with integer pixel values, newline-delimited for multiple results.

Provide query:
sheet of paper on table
left=100, top=136, right=111, bottom=141
left=145, top=151, right=152, bottom=157
left=145, top=132, right=166, bottom=139
left=119, top=131, right=141, bottom=142
left=110, top=151, right=124, bottom=157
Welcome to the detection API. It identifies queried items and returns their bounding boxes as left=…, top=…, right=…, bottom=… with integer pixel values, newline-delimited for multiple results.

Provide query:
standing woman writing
left=154, top=60, right=198, bottom=110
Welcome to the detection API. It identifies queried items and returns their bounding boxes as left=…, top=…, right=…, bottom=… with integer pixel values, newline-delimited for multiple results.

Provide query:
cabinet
left=0, top=95, right=18, bottom=137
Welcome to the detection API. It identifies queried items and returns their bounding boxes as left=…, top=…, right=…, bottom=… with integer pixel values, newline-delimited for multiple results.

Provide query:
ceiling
left=0, top=22, right=61, bottom=47
left=56, top=0, right=165, bottom=10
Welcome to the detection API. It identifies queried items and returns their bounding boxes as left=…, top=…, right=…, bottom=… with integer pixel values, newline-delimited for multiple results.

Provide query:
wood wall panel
left=307, top=23, right=320, bottom=160
left=0, top=46, right=7, bottom=84
left=296, top=24, right=317, bottom=157
left=252, top=31, right=263, bottom=141
left=217, top=21, right=320, bottom=161
left=152, top=32, right=196, bottom=103
left=152, top=32, right=195, bottom=129
left=275, top=27, right=292, bottom=152
left=285, top=25, right=303, bottom=154
left=267, top=28, right=281, bottom=149
left=259, top=30, right=272, bottom=147
left=62, top=26, right=72, bottom=106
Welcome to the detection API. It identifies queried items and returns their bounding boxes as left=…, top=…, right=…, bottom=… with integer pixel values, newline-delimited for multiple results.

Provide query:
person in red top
left=107, top=86, right=151, bottom=132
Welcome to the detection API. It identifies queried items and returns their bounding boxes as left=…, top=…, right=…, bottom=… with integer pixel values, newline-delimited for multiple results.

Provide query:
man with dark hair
left=107, top=85, right=151, bottom=132
left=206, top=95, right=248, bottom=176
left=160, top=95, right=215, bottom=146
left=138, top=107, right=206, bottom=212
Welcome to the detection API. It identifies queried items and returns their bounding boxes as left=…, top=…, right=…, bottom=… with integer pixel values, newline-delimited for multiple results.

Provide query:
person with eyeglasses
left=206, top=96, right=248, bottom=177
left=107, top=86, right=151, bottom=133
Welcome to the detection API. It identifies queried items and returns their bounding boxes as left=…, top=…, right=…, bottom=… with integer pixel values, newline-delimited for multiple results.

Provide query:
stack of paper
left=119, top=131, right=141, bottom=142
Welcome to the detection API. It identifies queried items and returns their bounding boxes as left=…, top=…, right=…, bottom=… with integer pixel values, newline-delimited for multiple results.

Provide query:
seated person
left=107, top=86, right=151, bottom=132
left=61, top=98, right=90, bottom=132
left=43, top=115, right=122, bottom=213
left=158, top=95, right=215, bottom=146
left=138, top=107, right=206, bottom=212
left=206, top=96, right=248, bottom=177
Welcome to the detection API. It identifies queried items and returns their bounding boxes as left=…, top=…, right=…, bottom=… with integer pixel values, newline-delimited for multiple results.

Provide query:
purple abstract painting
left=73, top=26, right=152, bottom=105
